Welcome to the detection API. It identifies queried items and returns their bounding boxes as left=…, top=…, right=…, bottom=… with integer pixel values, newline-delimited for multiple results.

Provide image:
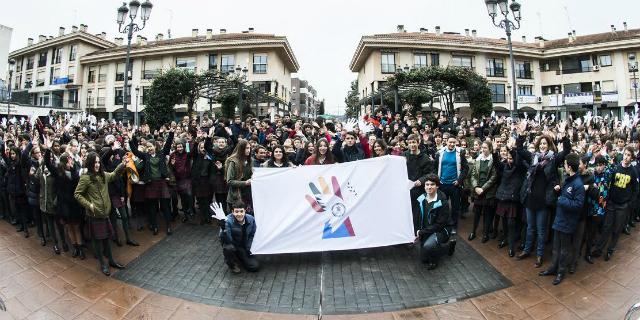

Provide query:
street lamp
left=134, top=86, right=140, bottom=126
left=234, top=66, right=248, bottom=119
left=485, top=0, right=521, bottom=119
left=7, top=59, right=15, bottom=120
left=117, top=0, right=152, bottom=125
left=630, top=54, right=639, bottom=110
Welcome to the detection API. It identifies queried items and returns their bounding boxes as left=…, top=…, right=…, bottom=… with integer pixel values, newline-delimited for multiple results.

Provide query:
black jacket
left=404, top=151, right=432, bottom=184
left=417, top=190, right=450, bottom=243
left=518, top=136, right=570, bottom=208
left=495, top=152, right=528, bottom=202
left=130, top=132, right=174, bottom=183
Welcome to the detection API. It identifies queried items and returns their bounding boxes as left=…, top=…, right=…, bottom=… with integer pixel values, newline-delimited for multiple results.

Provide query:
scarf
left=532, top=150, right=554, bottom=167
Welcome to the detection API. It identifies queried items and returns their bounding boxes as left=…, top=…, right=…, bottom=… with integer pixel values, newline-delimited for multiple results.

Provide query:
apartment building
left=291, top=78, right=320, bottom=118
left=350, top=24, right=640, bottom=117
left=7, top=26, right=299, bottom=119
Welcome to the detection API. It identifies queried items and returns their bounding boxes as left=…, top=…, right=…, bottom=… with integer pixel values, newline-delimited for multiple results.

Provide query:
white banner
left=250, top=156, right=415, bottom=254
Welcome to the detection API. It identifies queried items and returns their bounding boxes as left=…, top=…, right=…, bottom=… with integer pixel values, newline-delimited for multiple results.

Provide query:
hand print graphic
left=305, top=176, right=356, bottom=239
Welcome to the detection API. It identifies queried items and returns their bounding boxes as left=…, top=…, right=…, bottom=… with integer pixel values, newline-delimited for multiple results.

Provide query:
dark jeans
left=222, top=244, right=259, bottom=271
left=548, top=230, right=573, bottom=275
left=147, top=198, right=171, bottom=230
left=9, top=196, right=27, bottom=230
left=30, top=205, right=44, bottom=238
left=570, top=218, right=586, bottom=267
left=419, top=233, right=443, bottom=263
left=410, top=187, right=423, bottom=232
left=43, top=213, right=65, bottom=246
left=502, top=217, right=517, bottom=252
left=583, top=215, right=601, bottom=256
left=196, top=196, right=211, bottom=222
left=524, top=207, right=548, bottom=257
left=472, top=203, right=495, bottom=237
left=440, top=184, right=461, bottom=228
left=595, top=202, right=628, bottom=253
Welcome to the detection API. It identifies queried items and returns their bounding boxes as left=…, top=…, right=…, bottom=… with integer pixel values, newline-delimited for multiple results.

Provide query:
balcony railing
left=67, top=101, right=79, bottom=109
left=486, top=68, right=505, bottom=77
left=142, top=70, right=160, bottom=80
left=516, top=70, right=533, bottom=79
left=97, top=97, right=105, bottom=106
left=559, top=67, right=591, bottom=75
left=492, top=94, right=507, bottom=103
left=86, top=97, right=95, bottom=107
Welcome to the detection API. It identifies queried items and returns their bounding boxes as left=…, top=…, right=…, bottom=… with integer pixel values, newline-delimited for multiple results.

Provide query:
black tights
left=110, top=206, right=134, bottom=242
left=148, top=198, right=171, bottom=231
left=472, top=204, right=495, bottom=237
left=92, top=238, right=115, bottom=266
left=501, top=217, right=517, bottom=251
left=44, top=214, right=65, bottom=246
left=30, top=205, right=44, bottom=238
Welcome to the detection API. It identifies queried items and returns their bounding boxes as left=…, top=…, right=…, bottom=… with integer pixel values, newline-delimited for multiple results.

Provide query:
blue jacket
left=553, top=173, right=585, bottom=234
left=223, top=214, right=256, bottom=252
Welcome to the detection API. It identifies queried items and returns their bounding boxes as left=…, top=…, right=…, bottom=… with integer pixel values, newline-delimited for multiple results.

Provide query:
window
left=257, top=82, right=271, bottom=94
left=599, top=55, right=612, bottom=67
left=176, top=57, right=196, bottom=72
left=68, top=66, right=76, bottom=83
left=115, top=86, right=132, bottom=105
left=562, top=56, right=591, bottom=74
left=517, top=85, right=533, bottom=96
left=25, top=73, right=32, bottom=89
left=454, top=91, right=469, bottom=103
left=88, top=66, right=96, bottom=83
left=36, top=70, right=45, bottom=86
left=490, top=83, right=506, bottom=103
left=86, top=90, right=94, bottom=107
left=69, top=45, right=77, bottom=61
left=116, top=61, right=133, bottom=81
left=221, top=55, right=235, bottom=73
left=380, top=53, right=396, bottom=74
left=26, top=57, right=34, bottom=69
left=98, top=65, right=107, bottom=82
left=542, top=85, right=562, bottom=95
left=516, top=61, right=532, bottom=79
left=252, top=54, right=267, bottom=74
left=208, top=54, right=218, bottom=71
left=540, top=59, right=559, bottom=72
left=430, top=53, right=440, bottom=66
left=38, top=52, right=47, bottom=67
left=52, top=47, right=62, bottom=64
left=40, top=92, right=50, bottom=106
left=142, top=60, right=161, bottom=79
left=142, top=86, right=150, bottom=105
left=486, top=58, right=505, bottom=77
left=68, top=89, right=78, bottom=103
left=16, top=58, right=22, bottom=72
left=97, top=88, right=106, bottom=106
left=601, top=80, right=616, bottom=92
left=414, top=53, right=428, bottom=68
left=50, top=67, right=61, bottom=84
left=629, top=53, right=639, bottom=71
left=14, top=75, right=21, bottom=90
left=451, top=55, right=473, bottom=68
left=563, top=83, right=592, bottom=94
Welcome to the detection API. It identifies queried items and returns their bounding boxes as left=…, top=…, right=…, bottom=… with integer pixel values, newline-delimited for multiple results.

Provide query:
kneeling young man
left=416, top=174, right=457, bottom=270
left=222, top=201, right=259, bottom=273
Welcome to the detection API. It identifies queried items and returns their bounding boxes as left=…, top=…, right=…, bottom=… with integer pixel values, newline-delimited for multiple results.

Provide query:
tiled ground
left=0, top=212, right=639, bottom=319
left=115, top=225, right=509, bottom=314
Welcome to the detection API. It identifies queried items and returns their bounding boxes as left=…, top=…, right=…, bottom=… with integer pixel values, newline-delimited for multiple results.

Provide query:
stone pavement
left=114, top=225, right=509, bottom=314
left=0, top=213, right=639, bottom=319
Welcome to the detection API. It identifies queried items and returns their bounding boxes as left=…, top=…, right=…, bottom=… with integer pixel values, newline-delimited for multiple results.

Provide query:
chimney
left=206, top=29, right=213, bottom=39
left=220, top=28, right=226, bottom=34
left=248, top=27, right=254, bottom=33
left=419, top=27, right=428, bottom=34
left=435, top=26, right=441, bottom=35
left=624, top=22, right=628, bottom=31
left=568, top=32, right=574, bottom=44
left=136, top=35, right=142, bottom=45
left=156, top=33, right=164, bottom=41
left=611, top=24, right=616, bottom=33
left=101, top=32, right=107, bottom=39
left=58, top=27, right=65, bottom=37
left=464, top=28, right=470, bottom=37
left=572, top=30, right=576, bottom=38
left=27, top=38, right=33, bottom=46
left=192, top=28, right=198, bottom=37
left=472, top=29, right=477, bottom=38
left=80, top=24, right=87, bottom=32
left=521, top=35, right=526, bottom=42
left=72, top=25, right=78, bottom=33
left=141, top=37, right=147, bottom=46
left=114, top=37, right=123, bottom=45
left=397, top=25, right=405, bottom=33
left=39, top=35, right=46, bottom=42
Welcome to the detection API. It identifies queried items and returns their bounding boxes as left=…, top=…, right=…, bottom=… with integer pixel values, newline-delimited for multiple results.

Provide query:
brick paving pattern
left=115, top=224, right=510, bottom=314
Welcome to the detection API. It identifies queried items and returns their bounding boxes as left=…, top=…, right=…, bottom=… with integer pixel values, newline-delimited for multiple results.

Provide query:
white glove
left=343, top=119, right=357, bottom=132
left=210, top=202, right=227, bottom=221
left=357, top=119, right=375, bottom=134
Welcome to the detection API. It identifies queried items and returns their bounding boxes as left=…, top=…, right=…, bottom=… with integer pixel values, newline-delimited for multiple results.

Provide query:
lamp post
left=485, top=0, right=522, bottom=119
left=630, top=54, right=639, bottom=110
left=7, top=59, right=15, bottom=120
left=234, top=66, right=248, bottom=120
left=134, top=86, right=140, bottom=126
left=116, top=0, right=153, bottom=125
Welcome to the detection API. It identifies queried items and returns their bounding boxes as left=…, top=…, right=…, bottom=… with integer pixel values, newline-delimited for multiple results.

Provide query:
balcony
left=492, top=94, right=507, bottom=103
left=559, top=67, right=591, bottom=75
left=486, top=68, right=505, bottom=77
left=97, top=97, right=106, bottom=106
left=67, top=101, right=79, bottom=109
left=516, top=70, right=533, bottom=79
left=141, top=70, right=160, bottom=80
left=86, top=97, right=95, bottom=107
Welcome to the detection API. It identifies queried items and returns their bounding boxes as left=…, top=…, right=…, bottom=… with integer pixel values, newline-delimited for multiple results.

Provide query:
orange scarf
left=125, top=152, right=140, bottom=197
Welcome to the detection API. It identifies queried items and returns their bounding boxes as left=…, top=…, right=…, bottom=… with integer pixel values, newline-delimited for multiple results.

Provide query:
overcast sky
left=1, top=0, right=638, bottom=114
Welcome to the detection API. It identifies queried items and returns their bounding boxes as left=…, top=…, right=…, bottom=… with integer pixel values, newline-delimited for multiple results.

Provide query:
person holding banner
left=404, top=134, right=432, bottom=233
left=221, top=201, right=259, bottom=274
left=225, top=140, right=254, bottom=213
left=416, top=174, right=456, bottom=270
left=304, top=139, right=336, bottom=165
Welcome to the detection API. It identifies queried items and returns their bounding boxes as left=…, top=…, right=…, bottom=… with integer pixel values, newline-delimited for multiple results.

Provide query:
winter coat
left=44, top=150, right=82, bottom=220
left=130, top=132, right=174, bottom=183
left=37, top=163, right=56, bottom=214
left=417, top=190, right=451, bottom=244
left=101, top=148, right=127, bottom=198
left=222, top=213, right=256, bottom=252
left=404, top=151, right=432, bottom=184
left=333, top=135, right=370, bottom=163
left=211, top=146, right=232, bottom=193
left=225, top=157, right=253, bottom=205
left=553, top=173, right=585, bottom=234
left=495, top=152, right=528, bottom=202
left=74, top=163, right=125, bottom=219
left=470, top=153, right=498, bottom=200
left=26, top=161, right=40, bottom=206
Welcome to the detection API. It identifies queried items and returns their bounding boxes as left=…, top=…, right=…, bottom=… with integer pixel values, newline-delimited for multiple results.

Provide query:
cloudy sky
left=2, top=0, right=638, bottom=114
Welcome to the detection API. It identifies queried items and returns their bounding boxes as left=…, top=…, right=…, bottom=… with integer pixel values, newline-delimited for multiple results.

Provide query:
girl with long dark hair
left=263, top=145, right=294, bottom=168
left=225, top=140, right=254, bottom=213
left=304, top=138, right=335, bottom=165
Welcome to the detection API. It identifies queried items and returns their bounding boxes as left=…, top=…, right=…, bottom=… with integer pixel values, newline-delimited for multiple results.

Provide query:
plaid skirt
left=110, top=195, right=125, bottom=209
left=192, top=177, right=212, bottom=198
left=176, top=178, right=192, bottom=194
left=496, top=201, right=519, bottom=219
left=85, top=217, right=114, bottom=240
left=145, top=180, right=170, bottom=199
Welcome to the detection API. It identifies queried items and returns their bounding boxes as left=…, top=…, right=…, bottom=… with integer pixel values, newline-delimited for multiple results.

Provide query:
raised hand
left=209, top=202, right=227, bottom=221
left=343, top=119, right=357, bottom=132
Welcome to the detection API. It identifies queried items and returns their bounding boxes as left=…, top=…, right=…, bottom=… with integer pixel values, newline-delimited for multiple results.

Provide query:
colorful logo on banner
left=305, top=176, right=356, bottom=239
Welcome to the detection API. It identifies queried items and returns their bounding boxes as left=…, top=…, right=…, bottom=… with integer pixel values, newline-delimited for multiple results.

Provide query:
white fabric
left=250, top=155, right=414, bottom=254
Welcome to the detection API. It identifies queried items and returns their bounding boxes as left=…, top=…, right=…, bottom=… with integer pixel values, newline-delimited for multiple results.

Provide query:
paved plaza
left=0, top=215, right=639, bottom=319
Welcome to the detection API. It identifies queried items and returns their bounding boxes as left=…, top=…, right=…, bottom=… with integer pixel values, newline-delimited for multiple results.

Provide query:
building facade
left=7, top=26, right=299, bottom=119
left=291, top=78, right=320, bottom=118
left=350, top=24, right=640, bottom=117
left=1, top=24, right=13, bottom=101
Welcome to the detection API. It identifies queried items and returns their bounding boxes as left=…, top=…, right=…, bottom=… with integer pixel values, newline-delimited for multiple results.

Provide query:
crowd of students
left=0, top=108, right=638, bottom=285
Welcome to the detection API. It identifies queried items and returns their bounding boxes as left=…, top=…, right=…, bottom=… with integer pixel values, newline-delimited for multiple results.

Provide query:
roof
left=543, top=28, right=640, bottom=49
left=82, top=33, right=300, bottom=72
left=9, top=31, right=116, bottom=58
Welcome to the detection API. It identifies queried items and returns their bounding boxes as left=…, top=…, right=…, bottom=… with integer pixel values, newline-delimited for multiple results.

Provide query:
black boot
left=40, top=237, right=46, bottom=246
left=468, top=232, right=476, bottom=241
left=78, top=247, right=86, bottom=260
left=109, top=261, right=125, bottom=269
left=72, top=245, right=79, bottom=258
left=126, top=239, right=140, bottom=246
left=53, top=244, right=61, bottom=255
left=62, top=243, right=69, bottom=252
left=584, top=255, right=594, bottom=264
left=100, top=263, right=110, bottom=276
left=552, top=273, right=565, bottom=285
